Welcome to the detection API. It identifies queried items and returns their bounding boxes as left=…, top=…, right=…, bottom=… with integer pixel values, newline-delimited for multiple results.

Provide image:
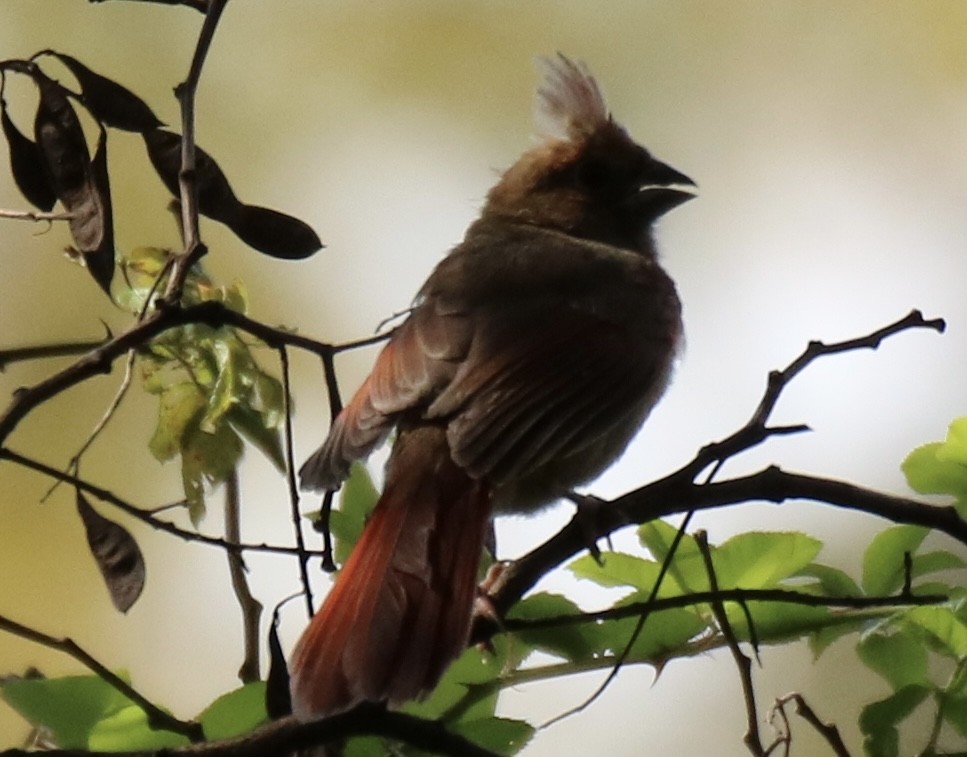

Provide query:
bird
left=289, top=53, right=694, bottom=721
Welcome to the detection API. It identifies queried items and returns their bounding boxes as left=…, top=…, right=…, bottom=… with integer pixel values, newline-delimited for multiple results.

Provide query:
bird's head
left=484, top=54, right=695, bottom=252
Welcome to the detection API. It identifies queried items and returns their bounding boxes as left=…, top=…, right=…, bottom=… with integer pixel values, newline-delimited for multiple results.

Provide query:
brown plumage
left=289, top=54, right=694, bottom=720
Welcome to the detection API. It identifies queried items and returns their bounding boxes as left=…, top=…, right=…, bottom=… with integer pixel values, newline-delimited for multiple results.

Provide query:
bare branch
left=163, top=0, right=229, bottom=302
left=0, top=337, right=106, bottom=371
left=0, top=708, right=502, bottom=757
left=0, top=447, right=325, bottom=558
left=88, top=0, right=208, bottom=12
left=0, top=613, right=203, bottom=742
left=0, top=300, right=347, bottom=447
left=772, top=693, right=851, bottom=757
left=696, top=530, right=765, bottom=757
left=0, top=208, right=73, bottom=222
left=279, top=345, right=315, bottom=617
left=682, top=309, right=945, bottom=480
left=224, top=469, right=262, bottom=683
left=498, top=586, right=947, bottom=636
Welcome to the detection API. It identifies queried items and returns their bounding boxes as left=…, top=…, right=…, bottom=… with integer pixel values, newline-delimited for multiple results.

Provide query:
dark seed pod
left=143, top=128, right=323, bottom=259
left=142, top=128, right=243, bottom=223
left=76, top=490, right=146, bottom=613
left=32, top=73, right=115, bottom=293
left=33, top=72, right=90, bottom=201
left=1, top=96, right=57, bottom=211
left=231, top=204, right=323, bottom=260
left=48, top=51, right=163, bottom=132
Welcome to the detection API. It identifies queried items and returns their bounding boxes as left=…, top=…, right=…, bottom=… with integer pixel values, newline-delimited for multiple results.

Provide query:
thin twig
left=539, top=511, right=694, bottom=729
left=696, top=530, right=766, bottom=757
left=0, top=338, right=106, bottom=370
left=683, top=309, right=945, bottom=480
left=0, top=447, right=325, bottom=558
left=88, top=0, right=208, bottom=11
left=224, top=469, right=263, bottom=683
left=279, top=345, right=314, bottom=617
left=0, top=613, right=203, bottom=742
left=773, top=693, right=851, bottom=757
left=163, top=0, right=229, bottom=302
left=498, top=587, right=946, bottom=635
left=0, top=208, right=73, bottom=222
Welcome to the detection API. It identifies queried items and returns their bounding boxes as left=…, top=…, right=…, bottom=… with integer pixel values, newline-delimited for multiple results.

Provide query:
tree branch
left=0, top=709, right=502, bottom=757
left=0, top=614, right=203, bottom=742
left=223, top=469, right=262, bottom=683
left=0, top=447, right=324, bottom=558
left=697, top=530, right=766, bottom=756
left=0, top=300, right=386, bottom=448
left=163, top=0, right=229, bottom=302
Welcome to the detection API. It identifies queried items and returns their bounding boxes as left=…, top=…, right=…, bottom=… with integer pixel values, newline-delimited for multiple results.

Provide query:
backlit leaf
left=862, top=525, right=927, bottom=596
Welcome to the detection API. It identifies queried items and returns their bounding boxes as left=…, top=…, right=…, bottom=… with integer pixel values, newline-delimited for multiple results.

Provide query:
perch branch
left=0, top=708, right=501, bottom=757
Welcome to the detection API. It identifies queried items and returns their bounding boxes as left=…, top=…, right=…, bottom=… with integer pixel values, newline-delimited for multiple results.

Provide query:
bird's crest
left=534, top=53, right=609, bottom=142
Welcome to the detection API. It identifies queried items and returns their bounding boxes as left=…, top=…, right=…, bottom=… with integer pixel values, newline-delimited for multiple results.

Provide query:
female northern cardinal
left=290, top=54, right=694, bottom=720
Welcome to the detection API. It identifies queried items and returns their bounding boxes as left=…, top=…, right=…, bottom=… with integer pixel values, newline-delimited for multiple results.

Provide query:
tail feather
left=289, top=426, right=492, bottom=719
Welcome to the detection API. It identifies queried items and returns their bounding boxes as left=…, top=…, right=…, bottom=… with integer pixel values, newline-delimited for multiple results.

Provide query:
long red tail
left=289, top=425, right=493, bottom=720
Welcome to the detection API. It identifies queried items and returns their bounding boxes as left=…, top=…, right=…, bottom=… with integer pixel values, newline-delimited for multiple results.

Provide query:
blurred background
left=1, top=1, right=964, bottom=754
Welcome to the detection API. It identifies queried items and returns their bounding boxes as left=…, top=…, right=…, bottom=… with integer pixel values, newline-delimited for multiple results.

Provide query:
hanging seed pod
left=1, top=94, right=57, bottom=211
left=76, top=490, right=146, bottom=613
left=143, top=128, right=322, bottom=259
left=46, top=51, right=162, bottom=132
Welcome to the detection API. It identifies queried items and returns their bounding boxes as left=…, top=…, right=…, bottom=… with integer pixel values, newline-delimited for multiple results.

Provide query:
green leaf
left=725, top=600, right=830, bottom=645
left=331, top=463, right=379, bottom=565
left=637, top=519, right=707, bottom=592
left=448, top=717, right=534, bottom=756
left=87, top=704, right=189, bottom=750
left=794, top=562, right=862, bottom=597
left=227, top=404, right=285, bottom=470
left=857, top=628, right=929, bottom=689
left=902, top=418, right=967, bottom=506
left=506, top=592, right=594, bottom=661
left=198, top=682, right=267, bottom=740
left=0, top=675, right=129, bottom=749
left=911, top=549, right=966, bottom=582
left=859, top=684, right=930, bottom=757
left=862, top=525, right=928, bottom=596
left=569, top=551, right=664, bottom=593
left=180, top=416, right=243, bottom=524
left=199, top=339, right=241, bottom=434
left=902, top=605, right=967, bottom=659
left=712, top=532, right=823, bottom=589
left=942, top=692, right=967, bottom=737
left=600, top=604, right=706, bottom=662
left=148, top=383, right=205, bottom=462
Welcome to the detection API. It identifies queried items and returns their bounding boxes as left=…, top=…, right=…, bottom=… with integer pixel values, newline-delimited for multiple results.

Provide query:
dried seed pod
left=47, top=51, right=162, bottom=132
left=143, top=129, right=322, bottom=258
left=143, top=128, right=243, bottom=223
left=1, top=95, right=57, bottom=211
left=76, top=491, right=146, bottom=613
left=232, top=203, right=323, bottom=260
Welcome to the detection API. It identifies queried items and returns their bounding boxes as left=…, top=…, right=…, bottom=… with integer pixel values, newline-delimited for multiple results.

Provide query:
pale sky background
left=0, top=2, right=964, bottom=755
